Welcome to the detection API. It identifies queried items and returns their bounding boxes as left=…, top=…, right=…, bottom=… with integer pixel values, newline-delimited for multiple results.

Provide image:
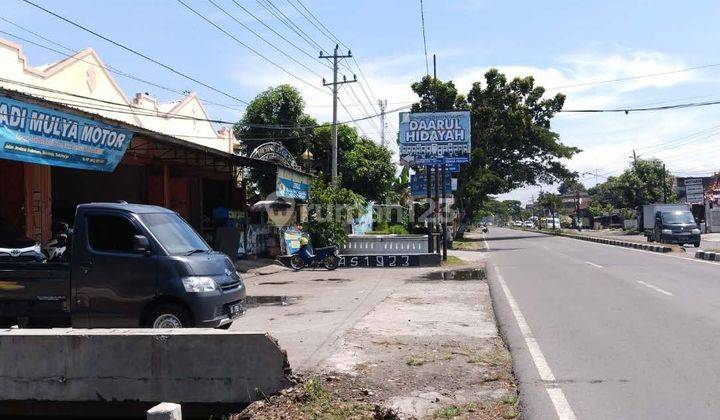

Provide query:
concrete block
left=147, top=403, right=182, bottom=420
left=0, top=329, right=292, bottom=405
left=696, top=251, right=705, bottom=259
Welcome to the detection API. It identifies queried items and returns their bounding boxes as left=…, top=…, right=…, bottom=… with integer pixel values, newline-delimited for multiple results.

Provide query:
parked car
left=513, top=220, right=523, bottom=227
left=523, top=220, right=534, bottom=228
left=0, top=202, right=246, bottom=329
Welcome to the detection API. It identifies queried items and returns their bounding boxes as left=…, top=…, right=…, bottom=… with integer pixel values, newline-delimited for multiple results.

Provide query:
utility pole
left=663, top=163, right=668, bottom=203
left=378, top=99, right=387, bottom=147
left=632, top=150, right=638, bottom=167
left=320, top=45, right=356, bottom=187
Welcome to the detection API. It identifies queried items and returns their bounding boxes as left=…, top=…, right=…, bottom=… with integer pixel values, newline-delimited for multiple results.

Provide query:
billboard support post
left=434, top=163, right=440, bottom=254
left=441, top=163, right=447, bottom=260
left=426, top=165, right=433, bottom=253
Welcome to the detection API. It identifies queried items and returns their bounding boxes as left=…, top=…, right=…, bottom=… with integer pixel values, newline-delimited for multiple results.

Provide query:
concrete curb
left=510, top=227, right=673, bottom=253
left=695, top=250, right=719, bottom=262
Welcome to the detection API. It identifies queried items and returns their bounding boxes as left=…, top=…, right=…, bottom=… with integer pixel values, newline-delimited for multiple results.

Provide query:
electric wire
left=20, top=0, right=250, bottom=105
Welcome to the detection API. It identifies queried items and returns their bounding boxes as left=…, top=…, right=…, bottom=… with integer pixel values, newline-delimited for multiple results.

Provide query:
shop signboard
left=276, top=167, right=310, bottom=201
left=398, top=111, right=471, bottom=166
left=0, top=95, right=133, bottom=172
left=685, top=178, right=705, bottom=204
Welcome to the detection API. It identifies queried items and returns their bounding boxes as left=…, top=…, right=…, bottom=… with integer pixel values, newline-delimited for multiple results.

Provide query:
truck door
left=73, top=212, right=157, bottom=327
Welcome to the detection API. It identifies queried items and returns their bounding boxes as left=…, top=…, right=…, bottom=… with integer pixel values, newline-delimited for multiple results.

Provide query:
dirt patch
left=245, top=296, right=301, bottom=308
left=421, top=268, right=486, bottom=281
left=236, top=374, right=399, bottom=420
left=311, top=278, right=351, bottom=283
left=256, top=281, right=295, bottom=285
left=320, top=265, right=519, bottom=419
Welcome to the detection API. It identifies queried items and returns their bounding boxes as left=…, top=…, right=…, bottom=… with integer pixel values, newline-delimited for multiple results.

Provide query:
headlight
left=661, top=229, right=672, bottom=235
left=692, top=228, right=701, bottom=234
left=182, top=276, right=218, bottom=293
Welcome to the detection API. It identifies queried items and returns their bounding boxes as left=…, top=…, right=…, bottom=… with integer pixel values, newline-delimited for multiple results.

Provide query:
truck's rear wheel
left=145, top=304, right=192, bottom=328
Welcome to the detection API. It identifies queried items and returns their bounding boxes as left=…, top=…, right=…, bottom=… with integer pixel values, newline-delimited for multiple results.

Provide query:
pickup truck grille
left=220, top=280, right=241, bottom=291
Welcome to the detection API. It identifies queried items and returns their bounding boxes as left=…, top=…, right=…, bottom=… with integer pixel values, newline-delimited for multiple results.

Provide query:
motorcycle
left=289, top=244, right=340, bottom=271
left=45, top=221, right=72, bottom=262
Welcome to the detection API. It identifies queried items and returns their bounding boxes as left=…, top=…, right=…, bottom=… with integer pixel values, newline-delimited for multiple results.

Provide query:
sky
left=3, top=0, right=720, bottom=204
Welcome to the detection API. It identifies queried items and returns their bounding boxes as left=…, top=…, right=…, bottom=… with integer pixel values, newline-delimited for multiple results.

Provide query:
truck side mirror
left=132, top=235, right=151, bottom=254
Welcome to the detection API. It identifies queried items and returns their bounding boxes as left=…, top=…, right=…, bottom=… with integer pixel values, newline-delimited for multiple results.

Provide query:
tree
left=234, top=85, right=396, bottom=202
left=502, top=200, right=523, bottom=220
left=558, top=178, right=587, bottom=195
left=537, top=192, right=563, bottom=228
left=409, top=70, right=580, bottom=234
left=234, top=85, right=316, bottom=196
left=305, top=178, right=365, bottom=247
left=588, top=158, right=676, bottom=210
left=308, top=125, right=396, bottom=202
left=233, top=85, right=315, bottom=155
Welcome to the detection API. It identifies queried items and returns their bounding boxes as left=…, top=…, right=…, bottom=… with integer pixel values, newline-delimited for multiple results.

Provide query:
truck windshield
left=661, top=211, right=695, bottom=224
left=139, top=213, right=210, bottom=255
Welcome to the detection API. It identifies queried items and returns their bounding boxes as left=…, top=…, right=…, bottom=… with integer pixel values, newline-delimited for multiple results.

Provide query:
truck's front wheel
left=145, top=304, right=192, bottom=328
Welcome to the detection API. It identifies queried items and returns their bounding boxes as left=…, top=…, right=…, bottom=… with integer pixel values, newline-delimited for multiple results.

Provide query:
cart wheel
left=324, top=255, right=339, bottom=271
left=289, top=254, right=304, bottom=271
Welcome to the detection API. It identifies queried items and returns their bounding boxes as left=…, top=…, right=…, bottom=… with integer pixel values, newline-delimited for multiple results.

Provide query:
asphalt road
left=485, top=227, right=720, bottom=420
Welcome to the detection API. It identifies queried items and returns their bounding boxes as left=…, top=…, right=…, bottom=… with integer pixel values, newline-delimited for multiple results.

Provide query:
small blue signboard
left=0, top=95, right=133, bottom=172
left=276, top=167, right=310, bottom=201
left=410, top=170, right=453, bottom=197
left=398, top=111, right=471, bottom=166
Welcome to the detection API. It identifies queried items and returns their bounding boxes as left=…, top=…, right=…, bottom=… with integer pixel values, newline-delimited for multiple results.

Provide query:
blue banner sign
left=410, top=170, right=453, bottom=197
left=276, top=167, right=310, bottom=201
left=398, top=111, right=471, bottom=166
left=0, top=96, right=133, bottom=172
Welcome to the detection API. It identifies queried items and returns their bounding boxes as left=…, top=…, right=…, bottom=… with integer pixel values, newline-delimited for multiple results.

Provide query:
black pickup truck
left=0, top=202, right=246, bottom=328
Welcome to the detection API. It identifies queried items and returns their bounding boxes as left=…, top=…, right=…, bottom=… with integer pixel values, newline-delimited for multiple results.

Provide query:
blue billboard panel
left=0, top=95, right=133, bottom=172
left=398, top=111, right=471, bottom=166
left=410, top=170, right=453, bottom=197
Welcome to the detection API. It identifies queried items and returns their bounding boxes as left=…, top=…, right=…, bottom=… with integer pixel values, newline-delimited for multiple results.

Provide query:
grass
left=433, top=403, right=480, bottom=419
left=466, top=345, right=511, bottom=366
left=442, top=255, right=466, bottom=266
left=297, top=378, right=373, bottom=419
left=406, top=355, right=426, bottom=366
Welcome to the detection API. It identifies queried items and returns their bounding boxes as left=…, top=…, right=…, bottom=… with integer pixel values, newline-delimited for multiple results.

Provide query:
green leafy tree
left=502, top=200, right=523, bottom=219
left=558, top=178, right=587, bottom=195
left=538, top=192, right=563, bottom=227
left=234, top=85, right=316, bottom=196
left=409, top=69, right=580, bottom=236
left=308, top=125, right=395, bottom=202
left=305, top=178, right=365, bottom=247
left=588, top=158, right=675, bottom=210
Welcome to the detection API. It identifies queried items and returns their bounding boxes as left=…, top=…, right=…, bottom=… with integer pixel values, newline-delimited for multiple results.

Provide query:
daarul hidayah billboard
left=0, top=95, right=133, bottom=172
left=398, top=111, right=471, bottom=166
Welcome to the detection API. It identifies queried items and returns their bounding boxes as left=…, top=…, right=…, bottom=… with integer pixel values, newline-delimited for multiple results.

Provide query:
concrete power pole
left=320, top=45, right=356, bottom=187
left=378, top=99, right=387, bottom=147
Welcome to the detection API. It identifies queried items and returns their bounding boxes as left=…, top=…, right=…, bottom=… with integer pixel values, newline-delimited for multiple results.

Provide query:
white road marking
left=494, top=266, right=577, bottom=420
left=585, top=261, right=603, bottom=268
left=483, top=234, right=490, bottom=251
left=552, top=234, right=720, bottom=266
left=637, top=280, right=674, bottom=296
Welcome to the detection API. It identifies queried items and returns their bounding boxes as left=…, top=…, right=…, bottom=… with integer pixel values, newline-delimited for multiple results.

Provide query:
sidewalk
left=235, top=255, right=519, bottom=419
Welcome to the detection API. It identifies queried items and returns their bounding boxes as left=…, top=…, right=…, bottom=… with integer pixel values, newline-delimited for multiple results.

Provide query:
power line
left=256, top=0, right=324, bottom=53
left=549, top=63, right=720, bottom=90
left=229, top=0, right=332, bottom=71
left=206, top=0, right=325, bottom=79
left=561, top=99, right=720, bottom=113
left=175, top=0, right=329, bottom=95
left=0, top=27, right=245, bottom=114
left=20, top=0, right=250, bottom=105
left=419, top=0, right=429, bottom=77
left=0, top=76, right=411, bottom=129
left=284, top=0, right=389, bottom=131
